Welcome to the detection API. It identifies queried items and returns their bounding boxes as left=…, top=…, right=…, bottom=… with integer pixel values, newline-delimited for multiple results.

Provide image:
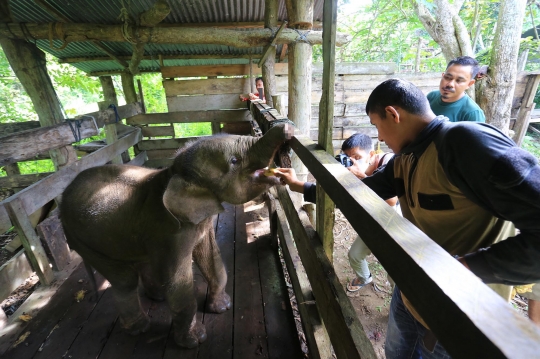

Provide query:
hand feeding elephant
left=60, top=123, right=293, bottom=348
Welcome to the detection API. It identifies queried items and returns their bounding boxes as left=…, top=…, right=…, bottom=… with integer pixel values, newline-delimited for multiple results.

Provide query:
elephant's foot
left=120, top=312, right=151, bottom=336
left=174, top=320, right=207, bottom=348
left=208, top=291, right=231, bottom=313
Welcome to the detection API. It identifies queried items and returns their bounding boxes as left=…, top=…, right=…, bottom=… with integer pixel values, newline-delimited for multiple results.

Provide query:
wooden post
left=121, top=72, right=138, bottom=104
left=513, top=74, right=540, bottom=146
left=316, top=0, right=338, bottom=262
left=249, top=57, right=255, bottom=93
left=5, top=198, right=54, bottom=285
left=261, top=0, right=279, bottom=108
left=272, top=94, right=286, bottom=116
left=98, top=76, right=123, bottom=164
left=0, top=38, right=77, bottom=170
left=285, top=0, right=314, bottom=207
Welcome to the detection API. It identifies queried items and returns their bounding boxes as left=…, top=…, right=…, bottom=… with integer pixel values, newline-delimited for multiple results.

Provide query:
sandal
left=347, top=275, right=373, bottom=292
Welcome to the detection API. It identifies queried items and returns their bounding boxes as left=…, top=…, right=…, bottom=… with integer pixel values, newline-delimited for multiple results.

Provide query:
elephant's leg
left=193, top=225, right=231, bottom=313
left=90, top=259, right=150, bottom=335
left=136, top=262, right=165, bottom=302
left=165, top=253, right=207, bottom=348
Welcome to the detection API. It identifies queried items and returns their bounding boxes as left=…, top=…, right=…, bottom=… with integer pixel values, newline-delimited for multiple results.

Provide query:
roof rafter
left=0, top=23, right=350, bottom=47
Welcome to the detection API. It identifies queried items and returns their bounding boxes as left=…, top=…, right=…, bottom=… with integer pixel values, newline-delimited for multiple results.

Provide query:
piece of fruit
left=264, top=167, right=277, bottom=176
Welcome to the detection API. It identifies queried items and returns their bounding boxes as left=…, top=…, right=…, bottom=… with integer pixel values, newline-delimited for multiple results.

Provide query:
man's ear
left=384, top=106, right=400, bottom=123
left=467, top=78, right=476, bottom=88
left=163, top=175, right=224, bottom=225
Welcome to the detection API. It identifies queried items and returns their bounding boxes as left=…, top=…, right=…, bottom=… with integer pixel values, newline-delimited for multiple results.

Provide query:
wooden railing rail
left=0, top=128, right=141, bottom=288
left=290, top=135, right=540, bottom=359
left=0, top=103, right=142, bottom=166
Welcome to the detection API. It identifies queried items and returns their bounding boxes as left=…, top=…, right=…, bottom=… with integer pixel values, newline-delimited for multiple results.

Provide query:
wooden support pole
left=513, top=74, right=540, bottom=146
left=273, top=194, right=332, bottom=359
left=272, top=94, right=286, bottom=117
left=261, top=0, right=280, bottom=108
left=5, top=198, right=54, bottom=285
left=316, top=0, right=338, bottom=262
left=286, top=0, right=314, bottom=205
left=121, top=72, right=138, bottom=104
left=0, top=23, right=350, bottom=47
left=0, top=37, right=77, bottom=170
left=99, top=76, right=123, bottom=164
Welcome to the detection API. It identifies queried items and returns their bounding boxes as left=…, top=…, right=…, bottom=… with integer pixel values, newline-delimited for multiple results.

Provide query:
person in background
left=274, top=133, right=398, bottom=292
left=427, top=56, right=485, bottom=123
left=239, top=77, right=266, bottom=103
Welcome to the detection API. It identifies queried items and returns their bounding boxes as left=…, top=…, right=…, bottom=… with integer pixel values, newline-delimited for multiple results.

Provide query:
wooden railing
left=249, top=101, right=540, bottom=359
left=0, top=104, right=143, bottom=315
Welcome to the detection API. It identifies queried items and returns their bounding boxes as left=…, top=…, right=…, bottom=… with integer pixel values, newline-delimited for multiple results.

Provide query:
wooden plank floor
left=0, top=202, right=302, bottom=359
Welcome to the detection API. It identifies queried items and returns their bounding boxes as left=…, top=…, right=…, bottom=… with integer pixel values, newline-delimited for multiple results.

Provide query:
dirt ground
left=331, top=209, right=392, bottom=359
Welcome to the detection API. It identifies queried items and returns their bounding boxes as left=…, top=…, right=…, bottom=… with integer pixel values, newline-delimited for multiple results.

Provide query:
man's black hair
left=365, top=79, right=430, bottom=118
left=446, top=56, right=480, bottom=78
left=341, top=133, right=373, bottom=152
left=255, top=76, right=263, bottom=83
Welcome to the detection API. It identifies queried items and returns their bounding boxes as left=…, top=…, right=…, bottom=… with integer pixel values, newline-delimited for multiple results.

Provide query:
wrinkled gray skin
left=60, top=124, right=292, bottom=349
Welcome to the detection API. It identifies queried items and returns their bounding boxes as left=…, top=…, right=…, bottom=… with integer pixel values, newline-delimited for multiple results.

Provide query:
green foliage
left=138, top=73, right=167, bottom=113
left=522, top=129, right=540, bottom=161
left=174, top=122, right=212, bottom=137
left=333, top=0, right=447, bottom=71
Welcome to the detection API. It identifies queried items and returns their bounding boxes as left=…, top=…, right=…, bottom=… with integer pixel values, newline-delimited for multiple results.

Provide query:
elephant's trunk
left=247, top=123, right=294, bottom=170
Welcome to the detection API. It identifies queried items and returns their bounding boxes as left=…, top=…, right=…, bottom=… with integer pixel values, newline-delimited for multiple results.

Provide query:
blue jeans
left=385, top=286, right=452, bottom=359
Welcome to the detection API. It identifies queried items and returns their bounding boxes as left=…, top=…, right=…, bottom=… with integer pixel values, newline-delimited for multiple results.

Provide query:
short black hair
left=255, top=77, right=263, bottom=83
left=365, top=79, right=430, bottom=118
left=446, top=56, right=480, bottom=78
left=341, top=133, right=373, bottom=152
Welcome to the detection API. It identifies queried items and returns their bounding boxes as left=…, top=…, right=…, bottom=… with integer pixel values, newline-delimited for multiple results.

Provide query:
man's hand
left=348, top=157, right=368, bottom=179
left=273, top=168, right=305, bottom=194
left=457, top=256, right=470, bottom=270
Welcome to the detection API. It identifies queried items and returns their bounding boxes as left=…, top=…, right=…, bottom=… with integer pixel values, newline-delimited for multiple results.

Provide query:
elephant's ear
left=163, top=175, right=224, bottom=225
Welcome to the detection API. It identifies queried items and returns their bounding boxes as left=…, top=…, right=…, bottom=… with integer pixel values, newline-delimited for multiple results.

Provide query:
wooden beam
left=138, top=137, right=202, bottom=151
left=259, top=21, right=287, bottom=69
left=274, top=196, right=332, bottom=359
left=0, top=173, right=52, bottom=188
left=279, top=43, right=288, bottom=62
left=127, top=151, right=148, bottom=166
left=1, top=129, right=141, bottom=218
left=0, top=118, right=99, bottom=166
left=166, top=94, right=245, bottom=112
left=289, top=135, right=540, bottom=358
left=91, top=40, right=129, bottom=69
left=59, top=54, right=264, bottom=64
left=0, top=121, right=40, bottom=136
left=0, top=249, right=33, bottom=303
left=5, top=198, right=54, bottom=285
left=121, top=73, right=138, bottom=104
left=155, top=21, right=322, bottom=28
left=161, top=63, right=288, bottom=78
left=141, top=125, right=175, bottom=137
left=0, top=204, right=11, bottom=234
left=276, top=185, right=376, bottom=359
left=316, top=0, right=339, bottom=262
left=127, top=110, right=250, bottom=125
left=0, top=23, right=350, bottom=47
left=513, top=74, right=540, bottom=145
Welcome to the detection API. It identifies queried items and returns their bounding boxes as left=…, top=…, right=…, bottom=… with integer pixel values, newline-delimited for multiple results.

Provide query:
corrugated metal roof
left=8, top=0, right=323, bottom=74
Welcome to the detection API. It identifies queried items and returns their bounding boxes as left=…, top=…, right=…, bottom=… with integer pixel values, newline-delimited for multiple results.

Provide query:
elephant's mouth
left=252, top=169, right=281, bottom=186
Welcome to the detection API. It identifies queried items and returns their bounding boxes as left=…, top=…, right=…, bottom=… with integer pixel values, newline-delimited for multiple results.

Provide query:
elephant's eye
left=231, top=157, right=238, bottom=165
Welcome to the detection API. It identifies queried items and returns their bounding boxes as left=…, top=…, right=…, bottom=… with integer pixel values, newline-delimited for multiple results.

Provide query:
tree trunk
left=413, top=0, right=472, bottom=62
left=0, top=38, right=77, bottom=169
left=121, top=72, right=138, bottom=104
left=477, top=0, right=527, bottom=133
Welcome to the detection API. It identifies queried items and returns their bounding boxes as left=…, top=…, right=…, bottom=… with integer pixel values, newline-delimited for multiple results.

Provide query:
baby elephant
left=60, top=124, right=293, bottom=348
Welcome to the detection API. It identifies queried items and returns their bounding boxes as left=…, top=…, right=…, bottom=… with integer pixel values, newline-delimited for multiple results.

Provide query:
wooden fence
left=0, top=103, right=143, bottom=328
left=249, top=99, right=540, bottom=359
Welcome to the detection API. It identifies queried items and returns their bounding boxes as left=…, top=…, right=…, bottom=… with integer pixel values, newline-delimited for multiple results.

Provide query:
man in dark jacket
left=362, top=78, right=540, bottom=358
